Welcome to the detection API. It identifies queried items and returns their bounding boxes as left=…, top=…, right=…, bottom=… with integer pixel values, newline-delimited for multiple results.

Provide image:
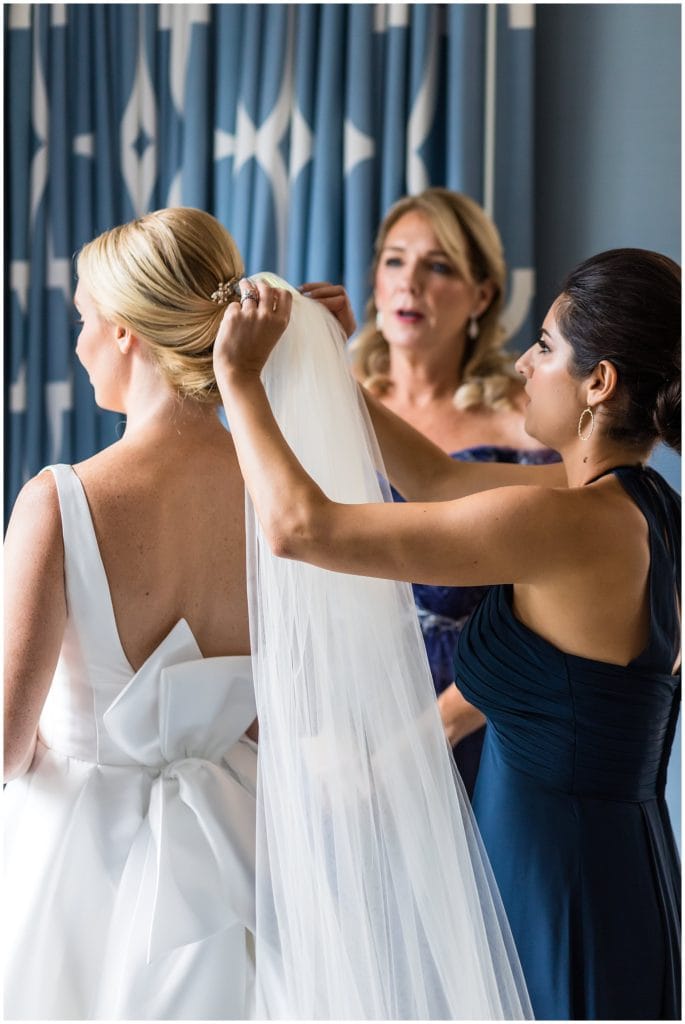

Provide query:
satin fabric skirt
left=4, top=739, right=256, bottom=1021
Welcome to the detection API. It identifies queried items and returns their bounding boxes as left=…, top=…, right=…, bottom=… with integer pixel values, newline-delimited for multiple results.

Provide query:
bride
left=4, top=208, right=258, bottom=1020
left=5, top=207, right=532, bottom=1020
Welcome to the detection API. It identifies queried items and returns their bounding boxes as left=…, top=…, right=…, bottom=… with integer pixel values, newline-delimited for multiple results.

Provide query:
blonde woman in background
left=316, top=188, right=560, bottom=794
left=4, top=209, right=259, bottom=1020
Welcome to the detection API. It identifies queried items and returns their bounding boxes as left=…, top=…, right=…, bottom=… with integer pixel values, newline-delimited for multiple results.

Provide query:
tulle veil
left=246, top=275, right=533, bottom=1020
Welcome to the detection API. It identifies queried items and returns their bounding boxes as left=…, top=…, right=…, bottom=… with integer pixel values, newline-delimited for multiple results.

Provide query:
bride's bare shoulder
left=68, top=437, right=241, bottom=542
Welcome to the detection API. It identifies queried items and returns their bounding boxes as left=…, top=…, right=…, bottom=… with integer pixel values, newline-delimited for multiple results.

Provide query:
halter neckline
left=583, top=463, right=644, bottom=486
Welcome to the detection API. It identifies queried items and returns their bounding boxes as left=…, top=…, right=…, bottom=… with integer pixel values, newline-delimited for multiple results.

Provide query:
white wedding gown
left=3, top=464, right=258, bottom=1021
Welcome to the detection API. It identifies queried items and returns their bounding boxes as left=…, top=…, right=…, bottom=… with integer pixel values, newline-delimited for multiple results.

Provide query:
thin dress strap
left=612, top=465, right=681, bottom=673
left=46, top=464, right=133, bottom=672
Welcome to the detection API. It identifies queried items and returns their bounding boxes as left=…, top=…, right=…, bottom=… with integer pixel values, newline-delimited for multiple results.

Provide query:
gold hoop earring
left=577, top=406, right=595, bottom=441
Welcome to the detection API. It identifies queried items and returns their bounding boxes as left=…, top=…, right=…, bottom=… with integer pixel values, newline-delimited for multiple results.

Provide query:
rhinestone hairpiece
left=210, top=280, right=239, bottom=305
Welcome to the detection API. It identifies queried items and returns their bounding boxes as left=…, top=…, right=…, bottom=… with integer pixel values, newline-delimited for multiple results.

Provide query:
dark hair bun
left=653, top=378, right=682, bottom=454
left=558, top=248, right=681, bottom=452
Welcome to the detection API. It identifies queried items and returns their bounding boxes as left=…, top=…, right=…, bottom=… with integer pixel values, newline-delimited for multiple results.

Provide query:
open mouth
left=395, top=309, right=425, bottom=324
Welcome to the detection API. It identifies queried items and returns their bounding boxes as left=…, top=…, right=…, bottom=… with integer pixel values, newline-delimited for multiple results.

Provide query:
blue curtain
left=5, top=3, right=537, bottom=517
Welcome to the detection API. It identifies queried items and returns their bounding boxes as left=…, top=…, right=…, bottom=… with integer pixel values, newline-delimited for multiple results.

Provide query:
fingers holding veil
left=214, top=278, right=293, bottom=377
left=299, top=281, right=357, bottom=338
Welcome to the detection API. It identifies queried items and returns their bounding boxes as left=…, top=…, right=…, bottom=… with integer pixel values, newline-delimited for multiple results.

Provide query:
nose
left=397, top=260, right=422, bottom=294
left=514, top=348, right=531, bottom=378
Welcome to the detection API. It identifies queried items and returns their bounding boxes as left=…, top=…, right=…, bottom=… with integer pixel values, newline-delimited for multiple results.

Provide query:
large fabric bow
left=103, top=619, right=257, bottom=961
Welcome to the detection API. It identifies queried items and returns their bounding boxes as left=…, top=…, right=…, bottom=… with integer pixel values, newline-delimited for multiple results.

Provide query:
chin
left=92, top=389, right=125, bottom=414
left=522, top=414, right=547, bottom=448
left=386, top=331, right=430, bottom=352
left=528, top=427, right=561, bottom=452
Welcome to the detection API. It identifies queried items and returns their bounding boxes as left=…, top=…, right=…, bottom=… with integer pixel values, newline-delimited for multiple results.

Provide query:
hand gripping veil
left=248, top=277, right=533, bottom=1020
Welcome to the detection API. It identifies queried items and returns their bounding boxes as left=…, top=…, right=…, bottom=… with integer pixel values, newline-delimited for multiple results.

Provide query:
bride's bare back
left=75, top=423, right=249, bottom=672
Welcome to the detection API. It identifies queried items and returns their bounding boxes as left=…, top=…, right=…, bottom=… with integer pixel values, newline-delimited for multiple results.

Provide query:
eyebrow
left=540, top=327, right=551, bottom=337
left=382, top=245, right=451, bottom=258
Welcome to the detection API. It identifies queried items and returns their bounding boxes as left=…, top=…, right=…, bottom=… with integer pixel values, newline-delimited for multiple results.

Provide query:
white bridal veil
left=246, top=277, right=532, bottom=1020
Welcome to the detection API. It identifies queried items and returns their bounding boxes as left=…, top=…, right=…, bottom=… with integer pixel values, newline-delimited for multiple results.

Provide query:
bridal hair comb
left=210, top=279, right=240, bottom=305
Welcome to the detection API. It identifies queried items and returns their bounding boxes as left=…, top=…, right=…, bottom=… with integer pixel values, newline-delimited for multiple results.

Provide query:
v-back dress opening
left=4, top=464, right=259, bottom=1020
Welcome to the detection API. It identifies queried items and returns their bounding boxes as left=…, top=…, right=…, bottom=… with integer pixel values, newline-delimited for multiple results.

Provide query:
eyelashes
left=381, top=257, right=455, bottom=276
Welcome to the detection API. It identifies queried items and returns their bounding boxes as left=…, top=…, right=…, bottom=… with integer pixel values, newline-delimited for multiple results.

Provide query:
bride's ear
left=114, top=324, right=136, bottom=355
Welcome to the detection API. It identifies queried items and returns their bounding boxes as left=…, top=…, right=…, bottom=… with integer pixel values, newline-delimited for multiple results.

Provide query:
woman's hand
left=299, top=282, right=356, bottom=338
left=213, top=278, right=293, bottom=379
left=437, top=683, right=486, bottom=747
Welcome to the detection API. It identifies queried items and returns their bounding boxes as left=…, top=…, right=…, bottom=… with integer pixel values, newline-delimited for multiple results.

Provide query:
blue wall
left=535, top=3, right=681, bottom=841
left=535, top=4, right=680, bottom=303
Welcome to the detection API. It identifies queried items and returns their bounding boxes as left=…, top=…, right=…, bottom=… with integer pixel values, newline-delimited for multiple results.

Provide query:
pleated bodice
left=458, top=583, right=680, bottom=803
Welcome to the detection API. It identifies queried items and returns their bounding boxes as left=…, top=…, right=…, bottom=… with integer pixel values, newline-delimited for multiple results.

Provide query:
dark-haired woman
left=215, top=248, right=681, bottom=1020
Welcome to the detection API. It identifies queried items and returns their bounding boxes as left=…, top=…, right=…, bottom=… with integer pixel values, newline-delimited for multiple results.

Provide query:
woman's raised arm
left=214, top=280, right=576, bottom=591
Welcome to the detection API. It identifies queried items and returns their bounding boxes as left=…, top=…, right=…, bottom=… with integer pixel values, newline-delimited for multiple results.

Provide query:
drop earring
left=577, top=407, right=595, bottom=441
left=467, top=315, right=479, bottom=340
left=375, top=310, right=383, bottom=333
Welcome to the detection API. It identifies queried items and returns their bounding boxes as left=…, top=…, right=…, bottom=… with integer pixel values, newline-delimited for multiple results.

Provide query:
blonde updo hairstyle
left=350, top=187, right=519, bottom=411
left=76, top=207, right=244, bottom=404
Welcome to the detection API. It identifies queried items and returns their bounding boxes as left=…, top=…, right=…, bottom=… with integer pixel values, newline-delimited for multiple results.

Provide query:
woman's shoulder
left=9, top=468, right=61, bottom=532
left=561, top=475, right=651, bottom=565
left=5, top=470, right=65, bottom=590
left=487, top=475, right=649, bottom=548
left=72, top=438, right=124, bottom=475
left=72, top=432, right=243, bottom=518
left=71, top=442, right=144, bottom=508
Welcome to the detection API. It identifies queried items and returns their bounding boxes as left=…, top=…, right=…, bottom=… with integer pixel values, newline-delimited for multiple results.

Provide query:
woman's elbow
left=266, top=498, right=329, bottom=561
left=268, top=531, right=297, bottom=559
left=4, top=735, right=37, bottom=781
left=267, top=520, right=312, bottom=560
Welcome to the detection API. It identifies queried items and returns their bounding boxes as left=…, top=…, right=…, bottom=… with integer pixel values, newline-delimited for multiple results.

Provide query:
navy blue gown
left=455, top=465, right=681, bottom=1019
left=393, top=444, right=560, bottom=796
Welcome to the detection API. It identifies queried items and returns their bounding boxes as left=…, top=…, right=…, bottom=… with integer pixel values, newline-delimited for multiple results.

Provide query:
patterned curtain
left=5, top=3, right=537, bottom=518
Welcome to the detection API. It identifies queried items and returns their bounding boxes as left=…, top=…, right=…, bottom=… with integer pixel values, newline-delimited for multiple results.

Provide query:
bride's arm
left=300, top=282, right=567, bottom=500
left=4, top=472, right=66, bottom=780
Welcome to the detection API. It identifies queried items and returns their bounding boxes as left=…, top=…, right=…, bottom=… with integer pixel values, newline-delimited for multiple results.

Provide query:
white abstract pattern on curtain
left=5, top=3, right=536, bottom=518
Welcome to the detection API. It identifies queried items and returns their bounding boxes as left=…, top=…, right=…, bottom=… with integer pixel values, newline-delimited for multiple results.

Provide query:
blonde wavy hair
left=350, top=188, right=519, bottom=411
left=76, top=207, right=244, bottom=404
